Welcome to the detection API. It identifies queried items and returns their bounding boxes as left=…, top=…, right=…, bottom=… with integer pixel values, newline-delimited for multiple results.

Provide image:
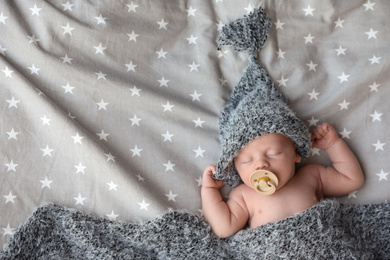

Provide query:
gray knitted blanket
left=1, top=200, right=389, bottom=259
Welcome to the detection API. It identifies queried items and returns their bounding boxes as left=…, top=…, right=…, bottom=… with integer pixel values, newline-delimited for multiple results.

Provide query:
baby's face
left=234, top=133, right=301, bottom=191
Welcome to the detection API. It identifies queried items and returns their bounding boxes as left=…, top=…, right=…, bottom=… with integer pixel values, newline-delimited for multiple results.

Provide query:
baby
left=202, top=123, right=364, bottom=238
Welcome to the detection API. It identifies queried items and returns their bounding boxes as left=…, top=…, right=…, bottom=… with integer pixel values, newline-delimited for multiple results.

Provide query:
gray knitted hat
left=213, top=7, right=311, bottom=187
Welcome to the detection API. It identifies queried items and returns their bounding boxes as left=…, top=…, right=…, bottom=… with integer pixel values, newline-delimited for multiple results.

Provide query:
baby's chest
left=246, top=187, right=319, bottom=227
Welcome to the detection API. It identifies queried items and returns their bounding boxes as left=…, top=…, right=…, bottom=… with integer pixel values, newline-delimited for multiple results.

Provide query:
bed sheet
left=1, top=0, right=389, bottom=248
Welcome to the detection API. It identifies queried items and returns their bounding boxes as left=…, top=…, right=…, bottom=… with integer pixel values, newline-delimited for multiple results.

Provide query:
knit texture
left=214, top=7, right=311, bottom=187
left=1, top=200, right=389, bottom=259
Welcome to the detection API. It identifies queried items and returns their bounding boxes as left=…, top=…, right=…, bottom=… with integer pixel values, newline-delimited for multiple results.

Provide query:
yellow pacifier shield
left=249, top=170, right=279, bottom=195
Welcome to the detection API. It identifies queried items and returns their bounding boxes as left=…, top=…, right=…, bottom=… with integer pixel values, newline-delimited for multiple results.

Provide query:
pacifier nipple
left=249, top=170, right=279, bottom=195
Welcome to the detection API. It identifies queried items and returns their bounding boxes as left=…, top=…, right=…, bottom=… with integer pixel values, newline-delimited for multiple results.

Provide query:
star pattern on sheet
left=1, top=0, right=389, bottom=244
left=273, top=0, right=388, bottom=202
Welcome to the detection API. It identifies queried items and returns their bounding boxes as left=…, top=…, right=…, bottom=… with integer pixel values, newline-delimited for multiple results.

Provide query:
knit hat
left=213, top=7, right=311, bottom=187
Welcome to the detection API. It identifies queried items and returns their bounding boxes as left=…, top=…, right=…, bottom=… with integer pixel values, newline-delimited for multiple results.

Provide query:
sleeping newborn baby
left=202, top=123, right=364, bottom=238
left=201, top=6, right=364, bottom=238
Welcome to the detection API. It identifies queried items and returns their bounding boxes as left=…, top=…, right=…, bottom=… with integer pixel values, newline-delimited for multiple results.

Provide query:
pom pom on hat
left=213, top=8, right=311, bottom=187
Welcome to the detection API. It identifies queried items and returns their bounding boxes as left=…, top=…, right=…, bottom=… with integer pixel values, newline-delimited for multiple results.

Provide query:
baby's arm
left=201, top=165, right=248, bottom=238
left=311, top=123, right=364, bottom=196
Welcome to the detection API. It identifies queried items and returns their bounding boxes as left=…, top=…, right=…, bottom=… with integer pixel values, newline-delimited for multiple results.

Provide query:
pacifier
left=249, top=170, right=279, bottom=195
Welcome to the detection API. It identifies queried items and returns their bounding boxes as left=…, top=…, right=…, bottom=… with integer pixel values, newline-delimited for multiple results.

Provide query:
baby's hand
left=311, top=123, right=340, bottom=150
left=202, top=165, right=225, bottom=189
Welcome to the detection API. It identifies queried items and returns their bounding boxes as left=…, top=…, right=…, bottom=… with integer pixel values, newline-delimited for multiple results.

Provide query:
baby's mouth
left=249, top=170, right=279, bottom=195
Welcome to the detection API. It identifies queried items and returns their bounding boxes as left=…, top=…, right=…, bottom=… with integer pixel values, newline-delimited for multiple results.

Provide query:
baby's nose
left=255, top=159, right=269, bottom=170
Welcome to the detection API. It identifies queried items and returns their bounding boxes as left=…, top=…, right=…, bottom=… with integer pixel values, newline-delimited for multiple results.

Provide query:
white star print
left=338, top=99, right=350, bottom=110
left=217, top=49, right=228, bottom=58
left=125, top=61, right=137, bottom=72
left=368, top=82, right=380, bottom=92
left=96, top=99, right=109, bottom=110
left=338, top=72, right=350, bottom=83
left=0, top=44, right=6, bottom=55
left=335, top=46, right=347, bottom=56
left=365, top=28, right=378, bottom=39
left=277, top=76, right=288, bottom=87
left=95, top=14, right=107, bottom=24
left=216, top=21, right=224, bottom=31
left=138, top=199, right=150, bottom=211
left=130, top=145, right=143, bottom=157
left=163, top=161, right=175, bottom=172
left=193, top=146, right=206, bottom=158
left=307, top=116, right=319, bottom=126
left=306, top=61, right=318, bottom=71
left=62, top=23, right=75, bottom=35
left=74, top=162, right=86, bottom=174
left=3, top=192, right=17, bottom=204
left=311, top=147, right=321, bottom=156
left=40, top=177, right=53, bottom=189
left=244, top=4, right=254, bottom=14
left=105, top=153, right=116, bottom=162
left=307, top=89, right=320, bottom=100
left=339, top=128, right=351, bottom=139
left=62, top=83, right=75, bottom=94
left=129, top=115, right=142, bottom=126
left=2, top=66, right=14, bottom=78
left=190, top=90, right=202, bottom=101
left=376, top=170, right=388, bottom=181
left=5, top=160, right=18, bottom=172
left=61, top=54, right=73, bottom=64
left=161, top=131, right=174, bottom=142
left=127, top=2, right=138, bottom=12
left=96, top=130, right=109, bottom=141
left=107, top=181, right=118, bottom=191
left=41, top=145, right=54, bottom=157
left=195, top=176, right=202, bottom=186
left=27, top=35, right=40, bottom=45
left=276, top=48, right=286, bottom=59
left=39, top=115, right=50, bottom=126
left=158, top=77, right=169, bottom=87
left=372, top=140, right=385, bottom=151
left=129, top=86, right=141, bottom=96
left=186, top=6, right=197, bottom=17
left=165, top=191, right=178, bottom=201
left=334, top=17, right=344, bottom=28
left=368, top=55, right=381, bottom=64
left=0, top=12, right=8, bottom=24
left=96, top=71, right=107, bottom=80
left=94, top=43, right=107, bottom=55
left=348, top=191, right=358, bottom=199
left=193, top=118, right=205, bottom=128
left=61, top=1, right=74, bottom=11
left=304, top=33, right=315, bottom=44
left=303, top=5, right=315, bottom=16
left=275, top=19, right=285, bottom=30
left=162, top=102, right=174, bottom=112
left=128, top=31, right=139, bottom=42
left=137, top=174, right=145, bottom=182
left=30, top=4, right=42, bottom=16
left=156, top=48, right=167, bottom=59
left=2, top=224, right=14, bottom=236
left=28, top=64, right=40, bottom=75
left=186, top=35, right=198, bottom=45
left=6, top=128, right=19, bottom=140
left=6, top=97, right=20, bottom=108
left=363, top=0, right=375, bottom=11
left=106, top=211, right=119, bottom=220
left=157, top=19, right=168, bottom=29
left=219, top=77, right=228, bottom=86
left=370, top=110, right=382, bottom=122
left=74, top=194, right=87, bottom=205
left=188, top=61, right=200, bottom=72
